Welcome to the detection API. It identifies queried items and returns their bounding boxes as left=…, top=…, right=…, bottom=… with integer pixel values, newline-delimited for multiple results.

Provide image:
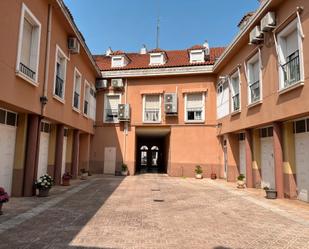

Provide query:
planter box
left=62, top=178, right=70, bottom=186
left=80, top=173, right=88, bottom=180
left=121, top=170, right=128, bottom=176
left=38, top=188, right=50, bottom=197
left=211, top=173, right=217, bottom=180
left=265, top=190, right=277, bottom=199
left=237, top=180, right=246, bottom=189
left=195, top=174, right=203, bottom=179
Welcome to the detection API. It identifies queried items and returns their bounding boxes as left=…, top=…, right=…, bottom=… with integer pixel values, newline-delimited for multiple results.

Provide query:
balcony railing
left=105, top=108, right=118, bottom=122
left=282, top=52, right=300, bottom=88
left=19, top=62, right=36, bottom=80
left=144, top=108, right=160, bottom=122
left=232, top=93, right=240, bottom=111
left=84, top=100, right=89, bottom=115
left=249, top=80, right=260, bottom=103
left=73, top=92, right=79, bottom=109
left=55, top=76, right=64, bottom=98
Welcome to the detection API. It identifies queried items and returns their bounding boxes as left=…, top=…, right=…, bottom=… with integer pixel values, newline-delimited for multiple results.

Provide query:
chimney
left=106, top=47, right=112, bottom=56
left=203, top=40, right=210, bottom=56
left=140, top=44, right=147, bottom=54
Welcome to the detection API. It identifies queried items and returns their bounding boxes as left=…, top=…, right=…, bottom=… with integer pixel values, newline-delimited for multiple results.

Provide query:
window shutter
left=145, top=95, right=160, bottom=109
left=21, top=18, right=33, bottom=67
left=187, top=93, right=203, bottom=109
left=106, top=95, right=120, bottom=110
left=286, top=30, right=298, bottom=57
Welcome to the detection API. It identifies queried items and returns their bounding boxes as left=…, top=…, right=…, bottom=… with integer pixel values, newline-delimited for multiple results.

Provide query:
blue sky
left=64, top=0, right=259, bottom=55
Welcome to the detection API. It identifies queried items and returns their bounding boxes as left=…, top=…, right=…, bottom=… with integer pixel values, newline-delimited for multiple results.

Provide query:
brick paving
left=1, top=174, right=309, bottom=249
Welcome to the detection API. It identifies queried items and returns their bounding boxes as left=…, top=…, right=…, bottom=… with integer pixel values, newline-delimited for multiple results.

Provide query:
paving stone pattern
left=1, top=174, right=309, bottom=249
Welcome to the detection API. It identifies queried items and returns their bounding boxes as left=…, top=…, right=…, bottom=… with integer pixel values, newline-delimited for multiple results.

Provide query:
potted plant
left=195, top=165, right=203, bottom=179
left=0, top=187, right=9, bottom=215
left=121, top=163, right=128, bottom=176
left=35, top=174, right=54, bottom=197
left=80, top=169, right=88, bottom=180
left=264, top=186, right=277, bottom=199
left=62, top=172, right=72, bottom=186
left=211, top=173, right=217, bottom=180
left=237, top=174, right=246, bottom=188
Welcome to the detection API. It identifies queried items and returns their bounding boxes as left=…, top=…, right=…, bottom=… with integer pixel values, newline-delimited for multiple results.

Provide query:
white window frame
left=72, top=67, right=82, bottom=112
left=53, top=45, right=68, bottom=103
left=83, top=80, right=91, bottom=117
left=16, top=3, right=41, bottom=86
left=247, top=52, right=262, bottom=105
left=142, top=94, right=162, bottom=123
left=189, top=50, right=205, bottom=63
left=111, top=56, right=125, bottom=68
left=277, top=18, right=304, bottom=91
left=103, top=93, right=121, bottom=123
left=149, top=53, right=165, bottom=66
left=229, top=69, right=241, bottom=113
left=184, top=92, right=205, bottom=123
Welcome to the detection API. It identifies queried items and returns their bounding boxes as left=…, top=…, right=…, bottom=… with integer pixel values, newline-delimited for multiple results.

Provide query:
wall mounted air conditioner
left=68, top=37, right=80, bottom=54
left=95, top=79, right=108, bottom=89
left=249, top=26, right=263, bottom=44
left=261, top=12, right=276, bottom=32
left=118, top=104, right=130, bottom=121
left=111, top=78, right=124, bottom=88
left=164, top=93, right=178, bottom=115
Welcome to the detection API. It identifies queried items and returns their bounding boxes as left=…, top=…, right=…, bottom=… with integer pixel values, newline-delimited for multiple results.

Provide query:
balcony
left=282, top=52, right=300, bottom=88
left=249, top=80, right=260, bottom=103
left=19, top=62, right=35, bottom=80
left=105, top=108, right=118, bottom=122
left=144, top=108, right=160, bottom=122
left=73, top=92, right=80, bottom=109
left=55, top=76, right=64, bottom=98
left=232, top=93, right=240, bottom=111
left=84, top=100, right=89, bottom=115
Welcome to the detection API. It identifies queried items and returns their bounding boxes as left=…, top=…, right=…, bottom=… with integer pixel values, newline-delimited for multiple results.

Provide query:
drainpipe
left=123, top=78, right=128, bottom=163
left=40, top=4, right=52, bottom=116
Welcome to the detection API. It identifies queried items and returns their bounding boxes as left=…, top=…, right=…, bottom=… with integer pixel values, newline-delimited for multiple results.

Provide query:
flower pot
left=38, top=188, right=50, bottom=197
left=211, top=173, right=217, bottom=180
left=0, top=203, right=3, bottom=215
left=62, top=178, right=70, bottom=186
left=237, top=180, right=246, bottom=189
left=195, top=174, right=203, bottom=179
left=265, top=189, right=277, bottom=199
left=80, top=173, right=88, bottom=180
left=121, top=170, right=128, bottom=176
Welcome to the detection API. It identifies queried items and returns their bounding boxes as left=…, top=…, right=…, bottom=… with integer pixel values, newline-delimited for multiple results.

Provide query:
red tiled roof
left=188, top=44, right=205, bottom=50
left=110, top=50, right=125, bottom=55
left=94, top=47, right=225, bottom=71
left=148, top=48, right=166, bottom=53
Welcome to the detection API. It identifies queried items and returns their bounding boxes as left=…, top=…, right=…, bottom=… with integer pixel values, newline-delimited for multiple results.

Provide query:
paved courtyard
left=1, top=174, right=309, bottom=249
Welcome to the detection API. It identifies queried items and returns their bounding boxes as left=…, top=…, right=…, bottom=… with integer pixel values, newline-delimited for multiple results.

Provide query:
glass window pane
left=268, top=127, right=273, bottom=137
left=6, top=112, right=17, bottom=126
left=187, top=111, right=195, bottom=120
left=295, top=120, right=306, bottom=133
left=0, top=109, right=5, bottom=124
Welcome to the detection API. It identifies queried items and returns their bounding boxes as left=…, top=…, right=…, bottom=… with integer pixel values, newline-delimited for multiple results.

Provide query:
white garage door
left=260, top=127, right=275, bottom=189
left=239, top=133, right=246, bottom=176
left=61, top=128, right=68, bottom=180
left=0, top=109, right=17, bottom=195
left=294, top=119, right=309, bottom=202
left=104, top=147, right=116, bottom=174
left=37, top=122, right=50, bottom=179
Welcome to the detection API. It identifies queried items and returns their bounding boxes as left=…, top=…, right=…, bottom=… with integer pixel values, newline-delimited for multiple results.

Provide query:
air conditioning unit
left=111, top=78, right=124, bottom=88
left=68, top=37, right=80, bottom=54
left=164, top=93, right=177, bottom=115
left=118, top=104, right=130, bottom=121
left=261, top=12, right=276, bottom=32
left=249, top=26, right=263, bottom=44
left=96, top=79, right=108, bottom=89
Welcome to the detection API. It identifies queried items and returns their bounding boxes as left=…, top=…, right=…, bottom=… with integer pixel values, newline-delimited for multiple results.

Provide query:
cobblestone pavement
left=1, top=174, right=309, bottom=249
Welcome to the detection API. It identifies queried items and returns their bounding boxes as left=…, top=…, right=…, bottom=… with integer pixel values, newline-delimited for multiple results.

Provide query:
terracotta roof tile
left=188, top=44, right=205, bottom=50
left=94, top=47, right=225, bottom=71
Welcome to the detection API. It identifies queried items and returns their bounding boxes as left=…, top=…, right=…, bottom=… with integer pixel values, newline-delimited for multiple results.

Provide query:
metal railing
left=282, top=52, right=300, bottom=88
left=187, top=108, right=202, bottom=120
left=105, top=108, right=118, bottom=122
left=249, top=80, right=260, bottom=103
left=55, top=76, right=64, bottom=98
left=73, top=92, right=79, bottom=109
left=84, top=100, right=89, bottom=115
left=19, top=62, right=35, bottom=80
left=232, top=93, right=240, bottom=111
left=144, top=108, right=160, bottom=122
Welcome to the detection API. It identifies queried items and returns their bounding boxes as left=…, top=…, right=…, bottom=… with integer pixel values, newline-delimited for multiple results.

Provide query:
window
left=230, top=71, right=240, bottom=112
left=247, top=53, right=261, bottom=104
left=143, top=95, right=161, bottom=123
left=294, top=119, right=309, bottom=134
left=16, top=3, right=41, bottom=84
left=83, top=81, right=90, bottom=116
left=189, top=50, right=205, bottom=63
left=89, top=86, right=96, bottom=121
left=72, top=68, right=82, bottom=111
left=277, top=19, right=304, bottom=90
left=40, top=122, right=50, bottom=133
left=260, top=127, right=273, bottom=138
left=111, top=56, right=124, bottom=67
left=239, top=133, right=245, bottom=141
left=149, top=53, right=165, bottom=65
left=53, top=46, right=67, bottom=100
left=0, top=108, right=18, bottom=127
left=185, top=93, right=205, bottom=122
left=217, top=79, right=230, bottom=119
left=104, top=94, right=121, bottom=123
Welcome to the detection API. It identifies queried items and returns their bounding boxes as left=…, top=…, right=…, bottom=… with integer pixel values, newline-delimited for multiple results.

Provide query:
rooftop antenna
left=156, top=0, right=160, bottom=49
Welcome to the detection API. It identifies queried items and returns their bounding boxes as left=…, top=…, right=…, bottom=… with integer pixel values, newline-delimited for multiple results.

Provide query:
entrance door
left=150, top=146, right=159, bottom=173
left=104, top=147, right=116, bottom=174
left=239, top=140, right=246, bottom=176
left=61, top=135, right=67, bottom=180
left=295, top=131, right=309, bottom=202
left=37, top=122, right=50, bottom=179
left=261, top=137, right=275, bottom=189
left=140, top=145, right=148, bottom=173
left=223, top=140, right=228, bottom=178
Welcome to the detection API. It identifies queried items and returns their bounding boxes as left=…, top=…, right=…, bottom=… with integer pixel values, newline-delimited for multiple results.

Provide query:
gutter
left=213, top=0, right=273, bottom=72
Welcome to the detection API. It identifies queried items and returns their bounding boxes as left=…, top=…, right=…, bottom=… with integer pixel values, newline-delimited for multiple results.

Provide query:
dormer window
left=111, top=51, right=129, bottom=68
left=189, top=50, right=205, bottom=63
left=149, top=52, right=165, bottom=66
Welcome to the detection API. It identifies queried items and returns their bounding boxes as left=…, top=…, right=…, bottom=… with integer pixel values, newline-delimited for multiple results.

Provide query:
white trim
left=83, top=80, right=90, bottom=118
left=103, top=93, right=121, bottom=123
left=72, top=67, right=82, bottom=112
left=53, top=45, right=67, bottom=101
left=246, top=52, right=262, bottom=105
left=101, top=65, right=213, bottom=78
left=229, top=69, right=241, bottom=113
left=184, top=92, right=205, bottom=123
left=16, top=3, right=41, bottom=85
left=142, top=94, right=162, bottom=124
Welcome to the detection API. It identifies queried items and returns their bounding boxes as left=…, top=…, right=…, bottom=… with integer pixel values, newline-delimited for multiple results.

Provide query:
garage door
left=294, top=119, right=309, bottom=202
left=61, top=128, right=68, bottom=181
left=104, top=147, right=116, bottom=174
left=260, top=127, right=275, bottom=189
left=37, top=122, right=50, bottom=179
left=239, top=133, right=246, bottom=176
left=0, top=109, right=17, bottom=195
